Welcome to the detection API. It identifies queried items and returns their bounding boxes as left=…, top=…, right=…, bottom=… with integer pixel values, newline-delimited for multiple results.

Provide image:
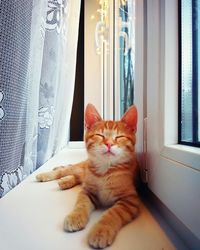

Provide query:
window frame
left=145, top=0, right=200, bottom=241
left=160, top=0, right=200, bottom=172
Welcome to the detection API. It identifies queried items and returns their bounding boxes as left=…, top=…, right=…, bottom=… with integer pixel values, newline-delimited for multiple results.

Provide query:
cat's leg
left=88, top=194, right=139, bottom=249
left=64, top=190, right=95, bottom=232
left=36, top=165, right=73, bottom=182
left=36, top=160, right=89, bottom=182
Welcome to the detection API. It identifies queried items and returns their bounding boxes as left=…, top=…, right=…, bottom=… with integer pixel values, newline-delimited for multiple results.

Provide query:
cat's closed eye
left=115, top=135, right=126, bottom=140
left=94, top=133, right=105, bottom=139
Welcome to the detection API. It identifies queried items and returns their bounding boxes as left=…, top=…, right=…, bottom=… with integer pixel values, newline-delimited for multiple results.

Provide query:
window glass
left=118, top=0, right=135, bottom=116
left=179, top=0, right=200, bottom=146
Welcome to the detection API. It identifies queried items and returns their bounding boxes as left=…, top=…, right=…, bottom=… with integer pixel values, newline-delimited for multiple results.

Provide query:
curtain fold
left=0, top=0, right=81, bottom=197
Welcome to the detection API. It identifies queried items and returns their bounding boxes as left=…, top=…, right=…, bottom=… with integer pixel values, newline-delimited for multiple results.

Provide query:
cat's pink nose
left=105, top=143, right=112, bottom=151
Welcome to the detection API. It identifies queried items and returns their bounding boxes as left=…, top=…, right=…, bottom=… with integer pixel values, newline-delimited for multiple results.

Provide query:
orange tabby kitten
left=36, top=103, right=140, bottom=249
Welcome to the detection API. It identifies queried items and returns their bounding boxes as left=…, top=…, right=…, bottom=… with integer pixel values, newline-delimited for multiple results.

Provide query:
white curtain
left=25, top=0, right=81, bottom=172
left=0, top=0, right=81, bottom=197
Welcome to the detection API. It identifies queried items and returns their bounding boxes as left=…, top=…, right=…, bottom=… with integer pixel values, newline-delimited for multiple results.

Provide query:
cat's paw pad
left=88, top=224, right=116, bottom=249
left=64, top=211, right=88, bottom=232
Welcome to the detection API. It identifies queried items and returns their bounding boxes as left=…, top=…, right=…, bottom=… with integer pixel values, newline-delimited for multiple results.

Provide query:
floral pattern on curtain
left=0, top=0, right=81, bottom=197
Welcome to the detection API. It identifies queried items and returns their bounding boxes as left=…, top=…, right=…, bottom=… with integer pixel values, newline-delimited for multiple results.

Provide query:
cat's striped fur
left=36, top=104, right=140, bottom=249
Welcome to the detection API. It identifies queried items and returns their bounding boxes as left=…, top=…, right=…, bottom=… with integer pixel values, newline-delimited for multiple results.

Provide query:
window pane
left=114, top=0, right=135, bottom=117
left=179, top=0, right=200, bottom=146
left=198, top=0, right=200, bottom=141
left=180, top=0, right=193, bottom=142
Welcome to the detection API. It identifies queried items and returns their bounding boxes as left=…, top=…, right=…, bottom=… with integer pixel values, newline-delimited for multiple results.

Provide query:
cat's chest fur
left=82, top=166, right=135, bottom=207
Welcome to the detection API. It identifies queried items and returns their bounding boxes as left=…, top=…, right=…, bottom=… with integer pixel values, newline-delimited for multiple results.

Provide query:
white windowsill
left=161, top=144, right=200, bottom=172
left=0, top=147, right=187, bottom=250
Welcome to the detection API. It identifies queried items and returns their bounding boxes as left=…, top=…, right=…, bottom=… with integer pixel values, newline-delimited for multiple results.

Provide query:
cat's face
left=84, top=104, right=137, bottom=173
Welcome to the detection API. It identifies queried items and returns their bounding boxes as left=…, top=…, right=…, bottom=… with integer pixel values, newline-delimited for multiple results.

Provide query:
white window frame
left=134, top=0, right=146, bottom=174
left=145, top=0, right=200, bottom=240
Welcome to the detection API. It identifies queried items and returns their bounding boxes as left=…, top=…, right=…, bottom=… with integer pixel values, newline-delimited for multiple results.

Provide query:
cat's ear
left=121, top=105, right=138, bottom=132
left=85, top=103, right=102, bottom=129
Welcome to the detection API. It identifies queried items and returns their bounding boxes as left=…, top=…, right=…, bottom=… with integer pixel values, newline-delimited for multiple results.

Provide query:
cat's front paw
left=88, top=223, right=116, bottom=249
left=36, top=173, right=52, bottom=182
left=58, top=175, right=76, bottom=190
left=64, top=211, right=88, bottom=232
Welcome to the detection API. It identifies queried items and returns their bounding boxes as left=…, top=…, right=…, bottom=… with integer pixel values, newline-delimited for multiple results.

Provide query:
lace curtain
left=0, top=0, right=81, bottom=197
